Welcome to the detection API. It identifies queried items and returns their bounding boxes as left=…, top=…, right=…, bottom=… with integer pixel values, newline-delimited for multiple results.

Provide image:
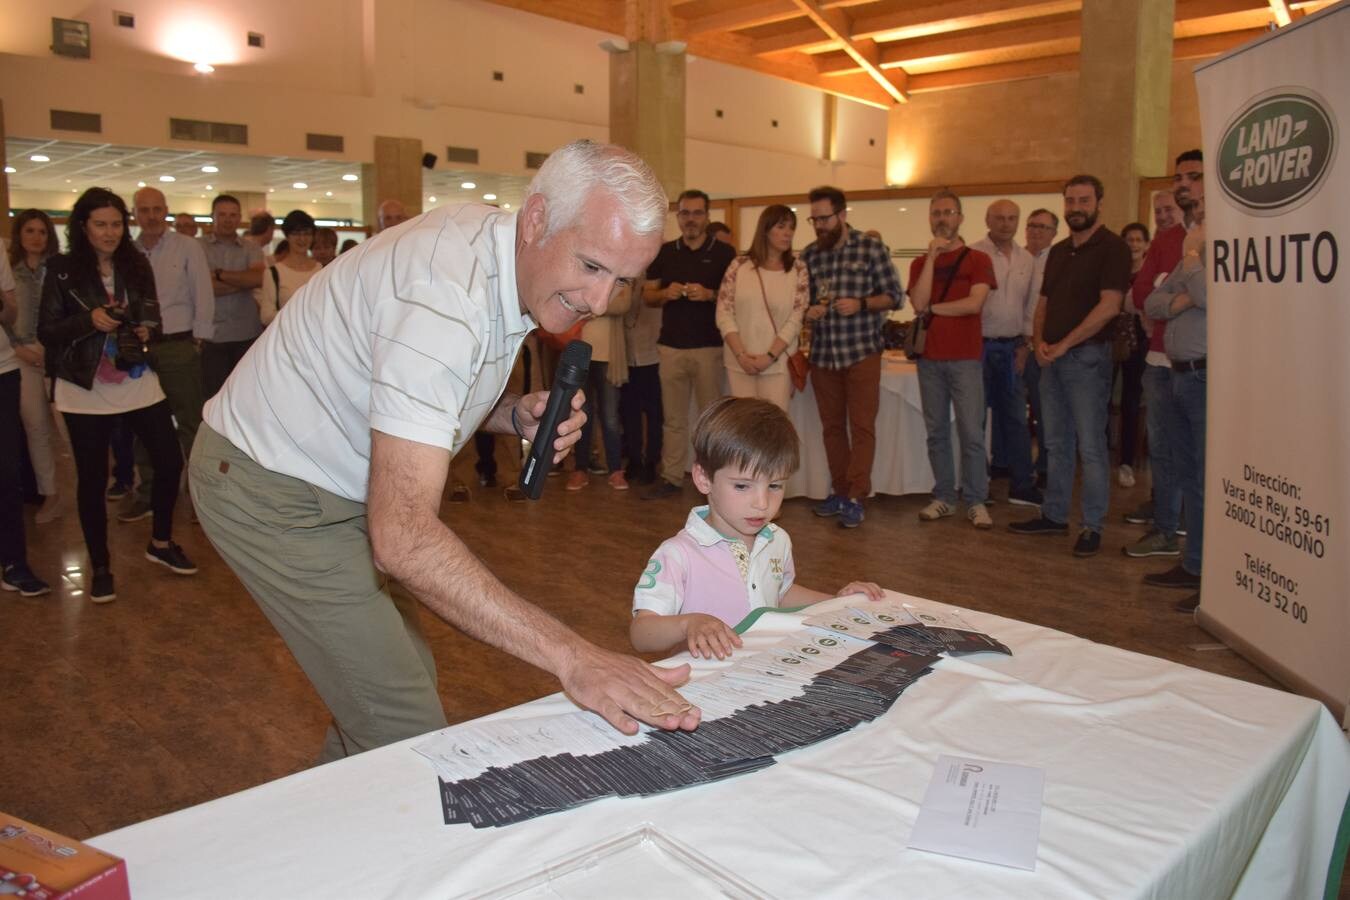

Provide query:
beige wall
left=886, top=60, right=1209, bottom=189
left=2, top=0, right=888, bottom=207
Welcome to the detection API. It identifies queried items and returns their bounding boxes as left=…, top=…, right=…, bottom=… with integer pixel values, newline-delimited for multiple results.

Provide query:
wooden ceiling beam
left=905, top=54, right=1078, bottom=93
left=685, top=30, right=894, bottom=108
left=788, top=0, right=908, bottom=102
left=817, top=17, right=1080, bottom=73
left=1172, top=27, right=1267, bottom=57
left=475, top=0, right=622, bottom=34
left=852, top=0, right=1081, bottom=43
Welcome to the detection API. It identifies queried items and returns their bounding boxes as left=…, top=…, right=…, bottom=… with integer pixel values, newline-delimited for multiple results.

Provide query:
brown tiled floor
left=0, top=446, right=1291, bottom=843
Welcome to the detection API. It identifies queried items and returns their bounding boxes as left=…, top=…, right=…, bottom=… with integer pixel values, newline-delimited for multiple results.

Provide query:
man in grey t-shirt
left=198, top=194, right=263, bottom=399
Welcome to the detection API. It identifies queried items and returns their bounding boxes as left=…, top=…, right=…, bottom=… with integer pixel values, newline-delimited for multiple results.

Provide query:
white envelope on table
left=907, top=754, right=1045, bottom=871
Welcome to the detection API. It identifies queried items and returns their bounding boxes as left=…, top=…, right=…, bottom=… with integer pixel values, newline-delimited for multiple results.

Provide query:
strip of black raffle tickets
left=421, top=601, right=1011, bottom=828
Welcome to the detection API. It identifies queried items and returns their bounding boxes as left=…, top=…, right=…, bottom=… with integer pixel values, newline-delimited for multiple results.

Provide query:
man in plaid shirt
left=801, top=186, right=904, bottom=528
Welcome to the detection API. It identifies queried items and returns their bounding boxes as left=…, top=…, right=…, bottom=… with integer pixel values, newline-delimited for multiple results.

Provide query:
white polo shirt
left=203, top=204, right=534, bottom=502
left=971, top=236, right=1037, bottom=339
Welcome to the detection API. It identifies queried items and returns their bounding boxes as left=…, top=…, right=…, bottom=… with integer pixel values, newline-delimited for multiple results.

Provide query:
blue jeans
left=983, top=339, right=1035, bottom=494
left=917, top=358, right=988, bottom=506
left=1040, top=341, right=1112, bottom=530
left=577, top=361, right=622, bottom=473
left=1170, top=367, right=1207, bottom=575
left=1024, top=356, right=1047, bottom=476
left=1142, top=364, right=1182, bottom=535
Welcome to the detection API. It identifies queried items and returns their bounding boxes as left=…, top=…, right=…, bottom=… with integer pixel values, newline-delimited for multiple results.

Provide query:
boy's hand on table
left=685, top=613, right=743, bottom=660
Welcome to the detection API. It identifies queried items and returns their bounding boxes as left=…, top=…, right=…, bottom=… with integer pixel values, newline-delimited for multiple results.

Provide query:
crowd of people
left=1, top=139, right=1210, bottom=761
left=0, top=187, right=363, bottom=603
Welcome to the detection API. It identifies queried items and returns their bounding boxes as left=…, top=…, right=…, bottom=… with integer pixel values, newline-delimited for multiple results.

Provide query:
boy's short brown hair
left=693, top=397, right=800, bottom=480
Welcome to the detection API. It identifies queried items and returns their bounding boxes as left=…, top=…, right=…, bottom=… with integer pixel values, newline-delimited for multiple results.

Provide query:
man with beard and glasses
left=801, top=186, right=904, bottom=529
left=1010, top=175, right=1130, bottom=557
left=908, top=190, right=996, bottom=529
left=1121, top=151, right=1203, bottom=540
left=641, top=189, right=735, bottom=500
left=1142, top=152, right=1207, bottom=612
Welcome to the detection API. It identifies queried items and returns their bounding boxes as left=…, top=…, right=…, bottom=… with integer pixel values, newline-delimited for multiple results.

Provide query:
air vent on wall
left=307, top=133, right=344, bottom=153
left=51, top=109, right=102, bottom=133
left=248, top=32, right=264, bottom=49
left=51, top=17, right=91, bottom=58
left=170, top=117, right=248, bottom=145
left=113, top=11, right=134, bottom=28
left=446, top=146, right=479, bottom=165
left=524, top=151, right=548, bottom=170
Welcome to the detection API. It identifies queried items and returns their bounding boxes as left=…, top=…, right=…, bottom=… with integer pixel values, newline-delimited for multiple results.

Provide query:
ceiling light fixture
left=293, top=182, right=308, bottom=189
left=194, top=62, right=215, bottom=74
left=342, top=173, right=358, bottom=182
left=428, top=196, right=437, bottom=203
left=30, top=154, right=50, bottom=163
left=460, top=181, right=476, bottom=190
left=159, top=175, right=176, bottom=182
left=325, top=191, right=333, bottom=197
left=205, top=184, right=213, bottom=190
left=3, top=166, right=15, bottom=174
left=483, top=193, right=497, bottom=201
left=201, top=165, right=219, bottom=173
left=502, top=203, right=511, bottom=210
left=137, top=181, right=147, bottom=187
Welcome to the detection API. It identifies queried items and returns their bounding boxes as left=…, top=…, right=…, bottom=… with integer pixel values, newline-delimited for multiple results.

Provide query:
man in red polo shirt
left=907, top=190, right=997, bottom=529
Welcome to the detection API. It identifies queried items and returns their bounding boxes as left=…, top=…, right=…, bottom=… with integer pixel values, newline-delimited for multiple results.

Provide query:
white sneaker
left=968, top=504, right=993, bottom=529
left=918, top=500, right=954, bottom=521
left=1118, top=465, right=1136, bottom=488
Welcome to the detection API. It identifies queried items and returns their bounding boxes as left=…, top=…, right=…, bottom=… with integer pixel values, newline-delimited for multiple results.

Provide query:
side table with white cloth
left=786, top=352, right=959, bottom=500
left=90, top=593, right=1350, bottom=899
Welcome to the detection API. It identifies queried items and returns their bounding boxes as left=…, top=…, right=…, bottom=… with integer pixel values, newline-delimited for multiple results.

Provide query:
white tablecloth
left=787, top=355, right=953, bottom=500
left=91, top=595, right=1350, bottom=899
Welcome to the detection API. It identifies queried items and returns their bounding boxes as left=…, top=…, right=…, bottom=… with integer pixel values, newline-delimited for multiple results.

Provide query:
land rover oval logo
left=1219, top=90, right=1336, bottom=216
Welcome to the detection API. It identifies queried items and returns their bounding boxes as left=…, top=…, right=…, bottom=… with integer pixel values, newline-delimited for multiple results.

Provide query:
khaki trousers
left=657, top=345, right=723, bottom=485
left=189, top=424, right=447, bottom=763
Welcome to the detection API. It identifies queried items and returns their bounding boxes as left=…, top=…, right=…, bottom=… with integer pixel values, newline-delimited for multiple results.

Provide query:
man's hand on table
left=558, top=643, right=702, bottom=735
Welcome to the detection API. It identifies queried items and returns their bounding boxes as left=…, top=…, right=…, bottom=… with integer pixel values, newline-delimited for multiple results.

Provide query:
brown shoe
left=1175, top=593, right=1200, bottom=613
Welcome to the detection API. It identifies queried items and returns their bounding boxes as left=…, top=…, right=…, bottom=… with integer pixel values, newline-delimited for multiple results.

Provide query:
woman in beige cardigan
left=715, top=205, right=808, bottom=411
left=566, top=284, right=632, bottom=490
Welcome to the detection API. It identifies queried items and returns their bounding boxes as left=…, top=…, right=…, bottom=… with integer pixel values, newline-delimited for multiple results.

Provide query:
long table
left=91, top=594, right=1349, bottom=898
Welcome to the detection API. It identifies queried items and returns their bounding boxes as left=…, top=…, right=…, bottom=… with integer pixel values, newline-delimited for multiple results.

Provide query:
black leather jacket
left=37, top=254, right=161, bottom=392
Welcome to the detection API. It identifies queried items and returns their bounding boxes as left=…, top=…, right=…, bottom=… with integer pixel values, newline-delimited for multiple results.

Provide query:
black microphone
left=518, top=339, right=591, bottom=500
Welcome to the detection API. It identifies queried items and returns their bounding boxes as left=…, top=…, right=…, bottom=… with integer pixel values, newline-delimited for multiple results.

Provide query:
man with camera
left=641, top=189, right=735, bottom=500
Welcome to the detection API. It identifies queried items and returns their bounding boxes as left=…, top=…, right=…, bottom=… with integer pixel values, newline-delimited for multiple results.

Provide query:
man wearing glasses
left=642, top=189, right=736, bottom=499
left=1022, top=208, right=1059, bottom=486
left=801, top=186, right=904, bottom=529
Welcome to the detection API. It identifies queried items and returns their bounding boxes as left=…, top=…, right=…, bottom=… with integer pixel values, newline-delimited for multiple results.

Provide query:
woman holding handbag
left=39, top=188, right=196, bottom=604
left=714, top=205, right=808, bottom=411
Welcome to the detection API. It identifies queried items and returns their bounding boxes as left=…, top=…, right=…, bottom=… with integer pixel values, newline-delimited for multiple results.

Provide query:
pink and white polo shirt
left=632, top=506, right=796, bottom=627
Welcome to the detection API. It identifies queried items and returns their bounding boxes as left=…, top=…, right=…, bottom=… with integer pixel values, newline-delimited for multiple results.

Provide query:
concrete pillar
left=361, top=136, right=423, bottom=230
left=609, top=0, right=685, bottom=199
left=1076, top=0, right=1175, bottom=230
left=609, top=43, right=685, bottom=200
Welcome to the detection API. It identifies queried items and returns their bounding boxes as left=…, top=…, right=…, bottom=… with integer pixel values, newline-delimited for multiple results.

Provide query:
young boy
left=631, top=397, right=881, bottom=660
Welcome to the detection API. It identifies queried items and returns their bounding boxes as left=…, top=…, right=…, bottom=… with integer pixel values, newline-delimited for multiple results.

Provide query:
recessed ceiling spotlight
left=268, top=188, right=275, bottom=193
left=3, top=166, right=15, bottom=174
left=502, top=203, right=511, bottom=210
left=194, top=62, right=215, bottom=74
left=293, top=182, right=308, bottom=189
left=899, top=207, right=907, bottom=212
left=201, top=165, right=219, bottom=173
left=483, top=193, right=497, bottom=201
left=460, top=181, right=476, bottom=190
left=428, top=196, right=437, bottom=203
left=137, top=181, right=147, bottom=187
left=205, top=184, right=213, bottom=190
left=30, top=154, right=50, bottom=163
left=342, top=173, right=358, bottom=182
left=325, top=191, right=333, bottom=197
left=159, top=175, right=176, bottom=182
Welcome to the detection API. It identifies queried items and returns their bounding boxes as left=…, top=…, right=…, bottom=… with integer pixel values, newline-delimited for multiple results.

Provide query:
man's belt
left=983, top=336, right=1022, bottom=343
left=1171, top=357, right=1206, bottom=372
left=159, top=331, right=194, bottom=342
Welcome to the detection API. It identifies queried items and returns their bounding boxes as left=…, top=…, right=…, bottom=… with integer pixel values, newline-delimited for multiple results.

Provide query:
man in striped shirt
left=191, top=142, right=702, bottom=762
left=801, top=186, right=904, bottom=529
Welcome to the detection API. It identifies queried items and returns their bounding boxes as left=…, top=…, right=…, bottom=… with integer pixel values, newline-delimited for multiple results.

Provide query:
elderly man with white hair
left=189, top=141, right=700, bottom=762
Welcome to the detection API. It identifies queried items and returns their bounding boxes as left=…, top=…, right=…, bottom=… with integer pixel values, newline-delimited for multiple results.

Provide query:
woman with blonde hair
left=714, top=205, right=808, bottom=411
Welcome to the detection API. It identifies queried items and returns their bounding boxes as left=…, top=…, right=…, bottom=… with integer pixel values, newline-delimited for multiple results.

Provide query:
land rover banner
left=1194, top=3, right=1347, bottom=722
